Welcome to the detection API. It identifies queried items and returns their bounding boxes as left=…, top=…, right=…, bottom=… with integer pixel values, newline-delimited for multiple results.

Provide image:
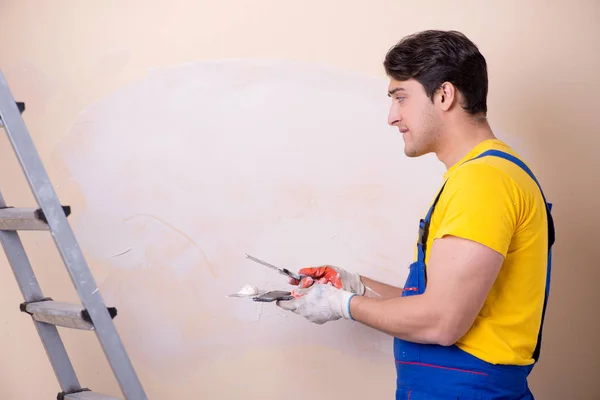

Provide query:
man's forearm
left=349, top=294, right=451, bottom=345
left=360, top=276, right=405, bottom=299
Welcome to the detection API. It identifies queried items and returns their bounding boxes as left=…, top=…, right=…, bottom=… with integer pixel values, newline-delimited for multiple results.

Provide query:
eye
left=396, top=96, right=405, bottom=103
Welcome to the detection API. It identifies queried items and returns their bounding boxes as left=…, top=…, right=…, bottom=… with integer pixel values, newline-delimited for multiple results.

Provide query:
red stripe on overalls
left=395, top=360, right=488, bottom=376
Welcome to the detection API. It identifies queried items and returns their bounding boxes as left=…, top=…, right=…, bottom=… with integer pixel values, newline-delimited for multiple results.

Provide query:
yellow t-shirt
left=421, top=139, right=549, bottom=366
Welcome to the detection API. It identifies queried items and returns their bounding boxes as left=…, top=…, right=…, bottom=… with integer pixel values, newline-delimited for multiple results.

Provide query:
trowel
left=227, top=284, right=294, bottom=302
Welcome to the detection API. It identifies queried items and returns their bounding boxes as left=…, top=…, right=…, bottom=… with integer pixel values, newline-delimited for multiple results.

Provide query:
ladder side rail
left=0, top=70, right=146, bottom=400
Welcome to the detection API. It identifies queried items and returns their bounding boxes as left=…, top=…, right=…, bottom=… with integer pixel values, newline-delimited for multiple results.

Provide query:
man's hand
left=276, top=283, right=356, bottom=324
left=289, top=266, right=366, bottom=295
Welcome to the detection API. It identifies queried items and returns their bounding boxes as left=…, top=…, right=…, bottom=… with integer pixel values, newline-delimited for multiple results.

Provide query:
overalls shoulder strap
left=416, top=183, right=446, bottom=262
left=417, top=149, right=555, bottom=362
left=468, top=149, right=555, bottom=362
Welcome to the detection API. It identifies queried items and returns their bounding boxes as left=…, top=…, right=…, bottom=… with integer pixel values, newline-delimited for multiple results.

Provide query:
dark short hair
left=384, top=30, right=488, bottom=115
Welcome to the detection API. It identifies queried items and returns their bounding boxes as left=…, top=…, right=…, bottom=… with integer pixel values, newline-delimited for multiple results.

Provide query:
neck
left=435, top=115, right=496, bottom=169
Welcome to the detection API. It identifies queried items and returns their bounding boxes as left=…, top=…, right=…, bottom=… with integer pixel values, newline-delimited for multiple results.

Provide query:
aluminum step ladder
left=0, top=70, right=147, bottom=400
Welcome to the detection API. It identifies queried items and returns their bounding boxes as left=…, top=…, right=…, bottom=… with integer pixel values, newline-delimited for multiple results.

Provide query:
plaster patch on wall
left=58, top=58, right=445, bottom=380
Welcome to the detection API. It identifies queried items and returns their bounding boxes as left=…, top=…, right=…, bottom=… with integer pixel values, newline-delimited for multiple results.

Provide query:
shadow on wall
left=56, top=59, right=446, bottom=382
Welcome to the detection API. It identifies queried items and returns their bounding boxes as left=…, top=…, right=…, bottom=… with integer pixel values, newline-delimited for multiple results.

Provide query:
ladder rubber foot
left=21, top=299, right=117, bottom=331
left=58, top=388, right=121, bottom=400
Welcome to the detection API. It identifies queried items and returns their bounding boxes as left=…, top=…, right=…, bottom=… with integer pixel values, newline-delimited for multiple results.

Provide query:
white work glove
left=289, top=265, right=366, bottom=295
left=277, top=283, right=356, bottom=324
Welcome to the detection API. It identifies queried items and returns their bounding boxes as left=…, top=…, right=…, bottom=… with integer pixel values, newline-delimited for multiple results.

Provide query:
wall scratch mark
left=109, top=247, right=132, bottom=258
left=123, top=213, right=217, bottom=277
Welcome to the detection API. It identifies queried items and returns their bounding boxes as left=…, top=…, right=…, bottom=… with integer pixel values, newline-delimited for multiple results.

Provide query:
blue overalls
left=394, top=150, right=555, bottom=400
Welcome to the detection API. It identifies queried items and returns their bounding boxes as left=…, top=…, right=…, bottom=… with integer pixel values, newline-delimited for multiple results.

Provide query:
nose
left=388, top=104, right=401, bottom=126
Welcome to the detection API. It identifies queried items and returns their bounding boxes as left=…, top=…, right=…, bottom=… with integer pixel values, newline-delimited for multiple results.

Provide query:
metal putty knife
left=244, top=253, right=305, bottom=281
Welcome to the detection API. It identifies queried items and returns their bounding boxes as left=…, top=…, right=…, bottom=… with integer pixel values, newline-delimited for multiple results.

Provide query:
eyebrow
left=387, top=87, right=406, bottom=97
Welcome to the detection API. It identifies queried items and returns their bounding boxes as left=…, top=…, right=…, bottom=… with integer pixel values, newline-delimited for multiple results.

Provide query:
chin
left=403, top=145, right=418, bottom=158
left=404, top=145, right=427, bottom=158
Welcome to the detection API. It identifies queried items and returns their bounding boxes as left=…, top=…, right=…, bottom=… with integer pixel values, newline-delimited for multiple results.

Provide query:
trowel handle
left=284, top=269, right=306, bottom=282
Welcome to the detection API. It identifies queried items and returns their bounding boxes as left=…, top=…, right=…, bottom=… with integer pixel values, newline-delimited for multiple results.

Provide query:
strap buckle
left=417, top=219, right=429, bottom=245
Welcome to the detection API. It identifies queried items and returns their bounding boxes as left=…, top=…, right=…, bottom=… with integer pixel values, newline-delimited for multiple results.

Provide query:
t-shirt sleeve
left=433, top=163, right=520, bottom=257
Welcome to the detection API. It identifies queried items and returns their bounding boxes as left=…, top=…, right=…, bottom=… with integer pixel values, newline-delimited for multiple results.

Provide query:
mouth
left=399, top=127, right=409, bottom=134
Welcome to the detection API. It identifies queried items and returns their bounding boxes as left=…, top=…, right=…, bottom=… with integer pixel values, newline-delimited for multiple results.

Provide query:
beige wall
left=1, top=1, right=599, bottom=399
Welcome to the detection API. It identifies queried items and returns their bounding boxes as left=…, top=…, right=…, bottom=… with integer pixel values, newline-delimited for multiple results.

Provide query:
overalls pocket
left=394, top=259, right=427, bottom=363
left=402, top=260, right=426, bottom=297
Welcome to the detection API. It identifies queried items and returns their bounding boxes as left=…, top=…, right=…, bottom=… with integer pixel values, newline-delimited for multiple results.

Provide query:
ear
left=437, top=82, right=456, bottom=112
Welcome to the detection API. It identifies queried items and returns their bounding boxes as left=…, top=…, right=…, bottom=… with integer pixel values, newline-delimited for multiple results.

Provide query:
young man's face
left=387, top=78, right=441, bottom=158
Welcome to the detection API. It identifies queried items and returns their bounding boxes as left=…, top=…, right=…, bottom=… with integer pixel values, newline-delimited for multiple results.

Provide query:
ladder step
left=21, top=299, right=117, bottom=331
left=59, top=389, right=121, bottom=400
left=0, top=205, right=71, bottom=231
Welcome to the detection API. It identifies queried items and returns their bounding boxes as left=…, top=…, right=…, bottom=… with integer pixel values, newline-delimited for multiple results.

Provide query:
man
left=277, top=30, right=555, bottom=399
